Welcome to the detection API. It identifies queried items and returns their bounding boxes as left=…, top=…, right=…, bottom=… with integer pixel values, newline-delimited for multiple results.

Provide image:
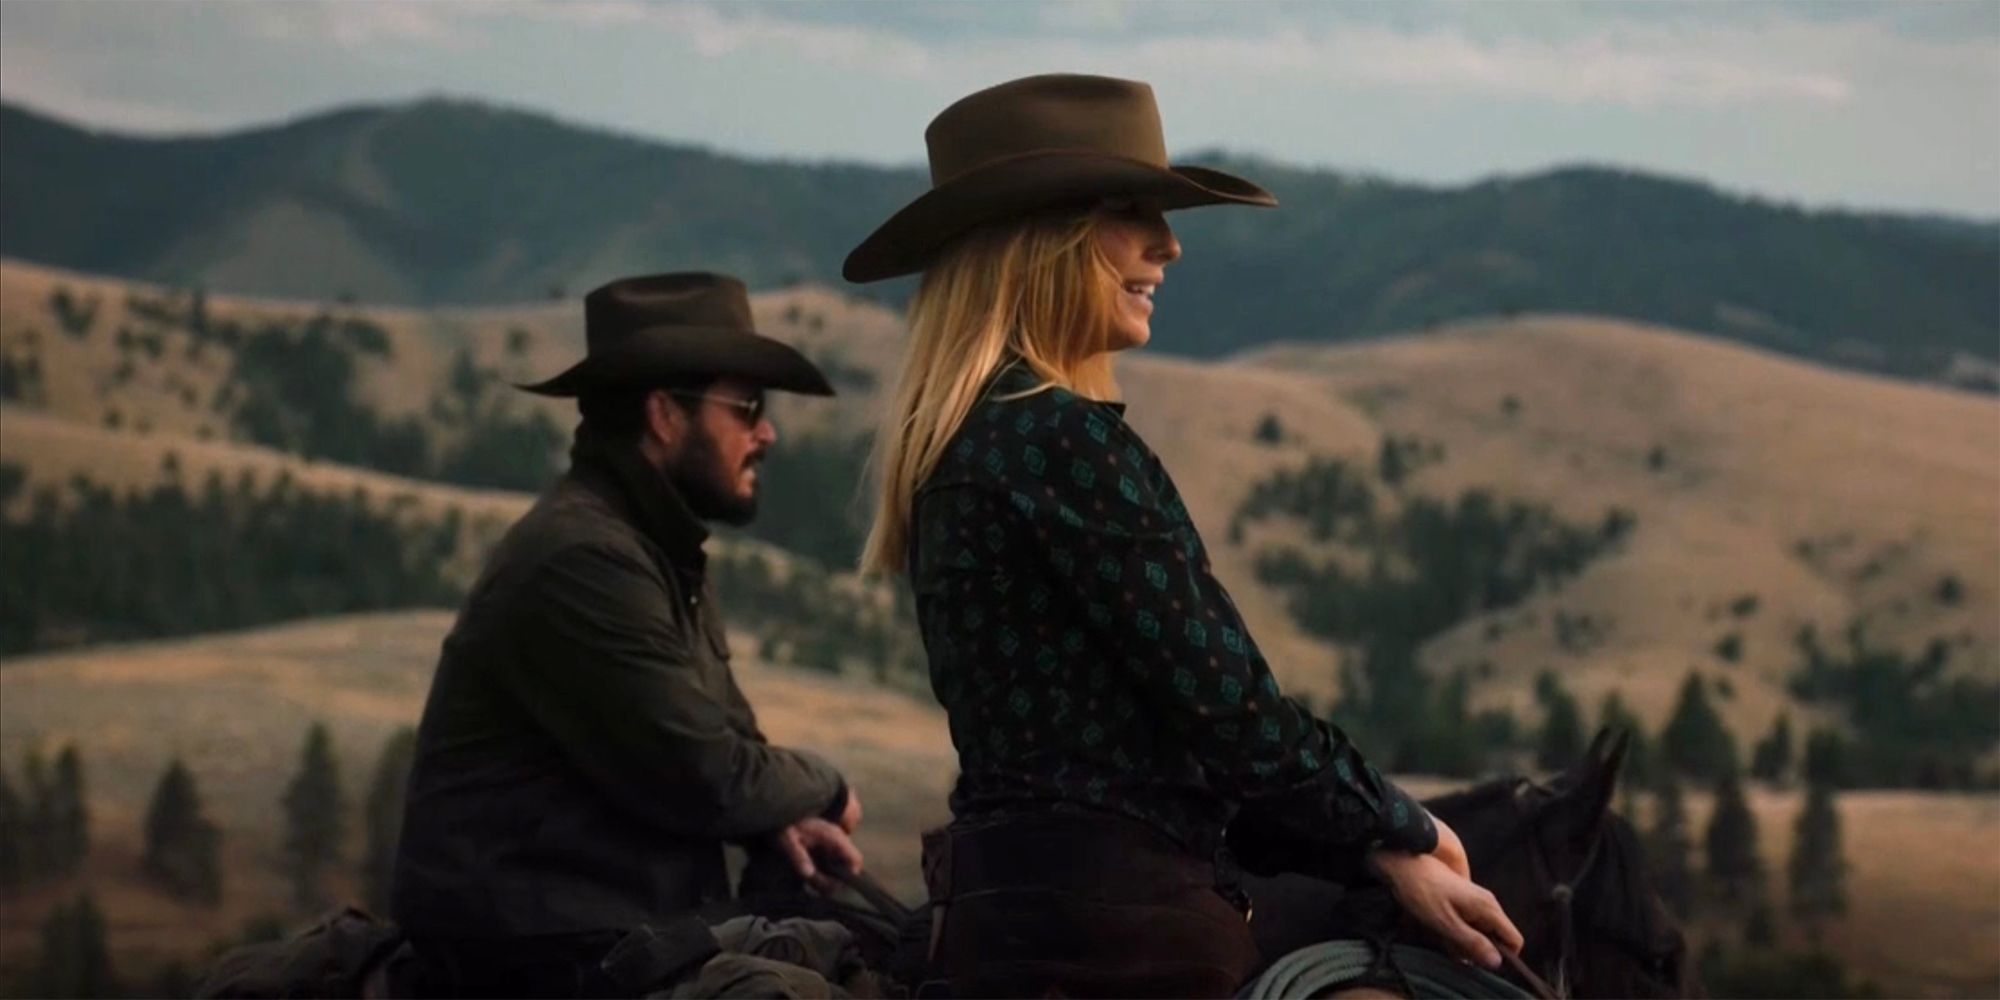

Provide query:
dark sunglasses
left=670, top=390, right=767, bottom=425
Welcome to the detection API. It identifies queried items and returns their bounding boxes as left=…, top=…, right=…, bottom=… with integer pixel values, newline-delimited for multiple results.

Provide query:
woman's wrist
left=1365, top=845, right=1420, bottom=881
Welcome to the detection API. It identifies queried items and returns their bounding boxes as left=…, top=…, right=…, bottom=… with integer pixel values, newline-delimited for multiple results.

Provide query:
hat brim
left=843, top=151, right=1276, bottom=283
left=514, top=325, right=836, bottom=398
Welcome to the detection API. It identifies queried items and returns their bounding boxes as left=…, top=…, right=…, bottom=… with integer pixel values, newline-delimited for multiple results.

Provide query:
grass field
left=1, top=612, right=1994, bottom=996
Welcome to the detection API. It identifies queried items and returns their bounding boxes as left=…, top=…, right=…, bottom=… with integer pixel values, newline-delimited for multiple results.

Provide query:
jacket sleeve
left=499, top=540, right=846, bottom=841
left=993, top=395, right=1436, bottom=881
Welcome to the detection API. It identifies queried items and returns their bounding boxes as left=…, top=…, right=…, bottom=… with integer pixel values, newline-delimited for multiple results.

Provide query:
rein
left=1526, top=806, right=1609, bottom=1000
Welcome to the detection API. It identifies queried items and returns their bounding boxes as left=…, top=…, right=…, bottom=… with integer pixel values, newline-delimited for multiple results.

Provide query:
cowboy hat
left=516, top=272, right=833, bottom=397
left=843, top=73, right=1276, bottom=283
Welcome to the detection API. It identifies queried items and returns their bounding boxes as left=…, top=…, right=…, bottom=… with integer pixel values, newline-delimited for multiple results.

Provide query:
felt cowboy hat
left=842, top=73, right=1277, bottom=283
left=515, top=272, right=833, bottom=397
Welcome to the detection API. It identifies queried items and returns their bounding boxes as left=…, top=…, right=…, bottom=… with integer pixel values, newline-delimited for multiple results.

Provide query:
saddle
left=193, top=905, right=416, bottom=1000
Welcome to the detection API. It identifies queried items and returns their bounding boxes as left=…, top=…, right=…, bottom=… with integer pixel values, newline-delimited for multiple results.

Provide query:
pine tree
left=1788, top=779, right=1848, bottom=936
left=21, top=747, right=53, bottom=878
left=1662, top=672, right=1739, bottom=783
left=1254, top=414, right=1284, bottom=445
left=1803, top=727, right=1850, bottom=788
left=1704, top=769, right=1762, bottom=909
left=1534, top=671, right=1586, bottom=770
left=283, top=722, right=345, bottom=911
left=361, top=728, right=418, bottom=912
left=33, top=893, right=117, bottom=998
left=49, top=746, right=89, bottom=875
left=0, top=764, right=22, bottom=890
left=1644, top=776, right=1696, bottom=919
left=1743, top=899, right=1778, bottom=947
left=143, top=759, right=222, bottom=904
left=1749, top=712, right=1794, bottom=784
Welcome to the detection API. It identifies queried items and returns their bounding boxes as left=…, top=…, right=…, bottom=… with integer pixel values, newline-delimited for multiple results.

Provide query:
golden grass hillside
left=5, top=257, right=1997, bottom=748
left=0, top=612, right=1992, bottom=996
left=1241, top=321, right=1999, bottom=739
left=0, top=611, right=952, bottom=986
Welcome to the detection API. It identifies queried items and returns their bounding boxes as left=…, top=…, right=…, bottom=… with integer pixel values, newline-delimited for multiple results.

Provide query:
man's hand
left=771, top=817, right=864, bottom=895
left=1368, top=849, right=1523, bottom=970
left=836, top=786, right=863, bottom=835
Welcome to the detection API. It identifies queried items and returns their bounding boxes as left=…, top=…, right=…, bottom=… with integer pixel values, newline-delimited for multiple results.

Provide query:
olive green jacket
left=392, top=430, right=846, bottom=939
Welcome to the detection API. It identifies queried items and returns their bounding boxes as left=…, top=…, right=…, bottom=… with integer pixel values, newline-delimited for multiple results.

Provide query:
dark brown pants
left=927, top=812, right=1259, bottom=998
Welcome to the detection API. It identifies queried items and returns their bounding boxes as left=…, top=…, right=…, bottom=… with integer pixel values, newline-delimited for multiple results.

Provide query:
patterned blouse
left=909, top=360, right=1437, bottom=883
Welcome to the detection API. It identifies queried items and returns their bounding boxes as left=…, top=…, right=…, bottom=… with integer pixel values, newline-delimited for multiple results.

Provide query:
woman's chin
left=1111, top=325, right=1151, bottom=351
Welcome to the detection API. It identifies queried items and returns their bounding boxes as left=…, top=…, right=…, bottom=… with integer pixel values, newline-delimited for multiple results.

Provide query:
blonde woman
left=847, top=75, right=1521, bottom=997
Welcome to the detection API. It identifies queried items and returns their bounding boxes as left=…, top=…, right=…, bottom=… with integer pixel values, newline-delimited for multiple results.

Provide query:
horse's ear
left=1554, top=728, right=1626, bottom=838
left=1585, top=727, right=1613, bottom=764
left=1602, top=728, right=1632, bottom=782
left=1556, top=726, right=1615, bottom=792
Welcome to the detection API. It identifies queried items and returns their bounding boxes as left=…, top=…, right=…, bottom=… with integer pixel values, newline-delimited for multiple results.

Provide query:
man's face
left=658, top=377, right=775, bottom=526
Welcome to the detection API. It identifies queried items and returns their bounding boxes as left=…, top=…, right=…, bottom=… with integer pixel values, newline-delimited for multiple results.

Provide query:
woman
left=847, top=74, right=1522, bottom=997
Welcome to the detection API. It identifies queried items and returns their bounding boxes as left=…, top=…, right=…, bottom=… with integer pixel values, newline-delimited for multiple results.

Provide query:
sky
left=1, top=0, right=1996, bottom=218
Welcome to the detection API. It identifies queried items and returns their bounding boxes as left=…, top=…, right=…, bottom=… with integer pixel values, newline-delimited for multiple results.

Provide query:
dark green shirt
left=910, top=361, right=1435, bottom=881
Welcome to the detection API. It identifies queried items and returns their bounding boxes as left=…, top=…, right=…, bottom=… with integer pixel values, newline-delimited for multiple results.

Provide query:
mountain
left=2, top=99, right=1993, bottom=386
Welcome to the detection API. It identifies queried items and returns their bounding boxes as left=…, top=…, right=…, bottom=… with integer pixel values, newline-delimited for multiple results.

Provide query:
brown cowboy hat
left=843, top=73, right=1277, bottom=283
left=515, top=272, right=834, bottom=397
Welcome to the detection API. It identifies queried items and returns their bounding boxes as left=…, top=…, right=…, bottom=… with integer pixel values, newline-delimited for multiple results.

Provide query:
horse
left=1238, top=728, right=1700, bottom=998
left=202, top=729, right=1696, bottom=998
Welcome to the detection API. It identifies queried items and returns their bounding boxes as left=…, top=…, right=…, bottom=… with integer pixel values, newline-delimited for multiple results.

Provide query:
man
left=391, top=272, right=864, bottom=997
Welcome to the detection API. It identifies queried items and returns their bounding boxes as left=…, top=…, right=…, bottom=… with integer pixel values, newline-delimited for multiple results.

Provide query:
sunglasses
left=670, top=390, right=767, bottom=426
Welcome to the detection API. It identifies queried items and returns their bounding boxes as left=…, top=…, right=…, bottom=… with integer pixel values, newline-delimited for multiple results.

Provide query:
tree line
left=1234, top=445, right=1635, bottom=774
left=0, top=725, right=417, bottom=998
left=27, top=284, right=569, bottom=493
left=0, top=459, right=467, bottom=655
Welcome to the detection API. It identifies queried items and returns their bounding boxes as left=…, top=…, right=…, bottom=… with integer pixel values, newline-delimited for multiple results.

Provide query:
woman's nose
left=1149, top=217, right=1182, bottom=264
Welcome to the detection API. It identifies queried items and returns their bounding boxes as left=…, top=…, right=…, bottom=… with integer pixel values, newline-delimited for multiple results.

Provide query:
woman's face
left=1093, top=201, right=1182, bottom=350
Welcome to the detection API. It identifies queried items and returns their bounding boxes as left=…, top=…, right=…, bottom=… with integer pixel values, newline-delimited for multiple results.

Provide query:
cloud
left=498, top=3, right=1868, bottom=109
left=1097, top=22, right=1858, bottom=107
left=235, top=1, right=474, bottom=50
left=503, top=1, right=936, bottom=73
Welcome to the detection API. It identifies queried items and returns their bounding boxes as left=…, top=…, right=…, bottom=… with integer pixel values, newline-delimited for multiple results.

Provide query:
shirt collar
left=991, top=356, right=1128, bottom=415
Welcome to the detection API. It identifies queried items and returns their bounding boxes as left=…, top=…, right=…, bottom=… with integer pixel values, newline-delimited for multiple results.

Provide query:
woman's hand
left=1367, top=848, right=1523, bottom=970
left=1430, top=812, right=1471, bottom=880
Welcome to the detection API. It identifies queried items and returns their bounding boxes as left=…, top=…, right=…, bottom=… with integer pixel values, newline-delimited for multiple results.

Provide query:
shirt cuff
left=819, top=782, right=850, bottom=826
left=1374, top=780, right=1439, bottom=856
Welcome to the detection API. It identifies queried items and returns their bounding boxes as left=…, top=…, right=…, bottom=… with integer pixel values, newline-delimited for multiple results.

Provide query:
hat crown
left=583, top=272, right=752, bottom=350
left=925, top=74, right=1168, bottom=187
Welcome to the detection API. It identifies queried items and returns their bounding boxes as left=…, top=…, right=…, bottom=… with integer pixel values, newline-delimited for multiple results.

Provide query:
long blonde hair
left=859, top=211, right=1123, bottom=575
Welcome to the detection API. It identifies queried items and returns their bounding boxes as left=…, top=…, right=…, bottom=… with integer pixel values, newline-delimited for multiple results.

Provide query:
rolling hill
left=4, top=258, right=1995, bottom=754
left=2, top=99, right=1994, bottom=386
left=0, top=611, right=1993, bottom=996
left=0, top=257, right=1995, bottom=993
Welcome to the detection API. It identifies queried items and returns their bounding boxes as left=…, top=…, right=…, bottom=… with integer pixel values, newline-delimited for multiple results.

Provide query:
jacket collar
left=567, top=425, right=710, bottom=572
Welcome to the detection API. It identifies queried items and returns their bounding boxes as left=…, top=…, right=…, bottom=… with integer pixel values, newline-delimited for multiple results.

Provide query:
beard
left=666, top=422, right=759, bottom=526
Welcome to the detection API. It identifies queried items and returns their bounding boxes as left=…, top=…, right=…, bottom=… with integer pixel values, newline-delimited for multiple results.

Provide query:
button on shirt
left=909, top=361, right=1436, bottom=881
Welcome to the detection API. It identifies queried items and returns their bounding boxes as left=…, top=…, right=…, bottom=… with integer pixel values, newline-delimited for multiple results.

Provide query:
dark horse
left=1240, top=730, right=1699, bottom=998
left=202, top=731, right=1696, bottom=998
